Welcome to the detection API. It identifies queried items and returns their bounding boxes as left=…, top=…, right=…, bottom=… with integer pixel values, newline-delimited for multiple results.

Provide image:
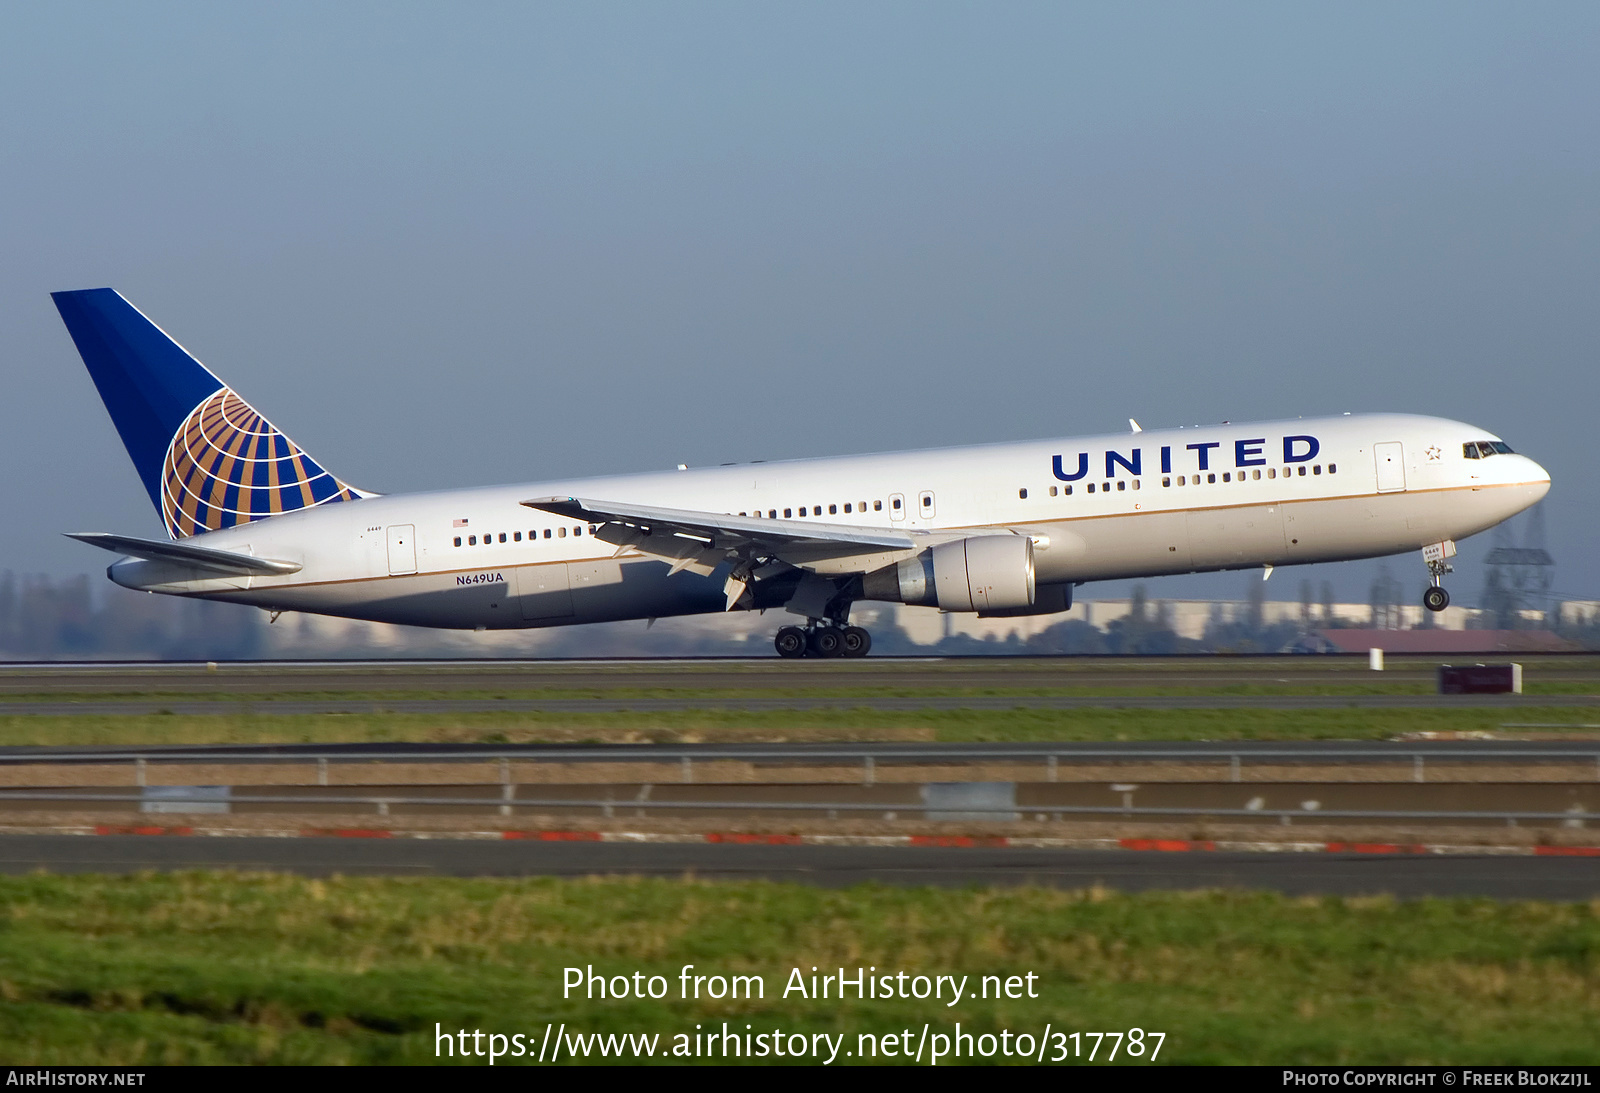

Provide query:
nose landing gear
left=773, top=623, right=872, bottom=658
left=1421, top=540, right=1457, bottom=613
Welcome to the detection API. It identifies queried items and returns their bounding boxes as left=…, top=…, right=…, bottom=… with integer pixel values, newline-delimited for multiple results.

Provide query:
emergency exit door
left=386, top=525, right=417, bottom=575
left=1374, top=443, right=1406, bottom=493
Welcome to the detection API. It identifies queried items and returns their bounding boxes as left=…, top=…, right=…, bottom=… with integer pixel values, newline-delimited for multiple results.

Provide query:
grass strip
left=0, top=872, right=1596, bottom=1065
left=0, top=706, right=1596, bottom=747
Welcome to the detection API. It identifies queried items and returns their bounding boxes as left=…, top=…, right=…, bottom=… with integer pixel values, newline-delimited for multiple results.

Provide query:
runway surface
left=3, top=657, right=1596, bottom=896
left=3, top=694, right=1599, bottom=715
left=5, top=739, right=1598, bottom=760
left=0, top=656, right=1593, bottom=713
left=0, top=834, right=1592, bottom=899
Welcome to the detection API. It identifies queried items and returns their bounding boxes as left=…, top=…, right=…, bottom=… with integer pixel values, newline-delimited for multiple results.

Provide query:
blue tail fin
left=52, top=288, right=366, bottom=539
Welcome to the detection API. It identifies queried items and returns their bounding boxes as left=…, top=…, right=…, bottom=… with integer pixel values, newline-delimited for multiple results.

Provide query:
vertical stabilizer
left=52, top=288, right=366, bottom=539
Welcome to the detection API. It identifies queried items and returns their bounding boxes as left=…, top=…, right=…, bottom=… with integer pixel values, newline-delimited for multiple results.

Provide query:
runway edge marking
left=0, top=824, right=1590, bottom=857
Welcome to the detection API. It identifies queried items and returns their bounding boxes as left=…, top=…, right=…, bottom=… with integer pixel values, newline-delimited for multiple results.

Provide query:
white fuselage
left=106, top=413, right=1551, bottom=630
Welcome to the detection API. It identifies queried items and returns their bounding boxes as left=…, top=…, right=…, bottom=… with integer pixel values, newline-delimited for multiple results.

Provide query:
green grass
left=1, top=872, right=1597, bottom=1064
left=0, top=705, right=1596, bottom=747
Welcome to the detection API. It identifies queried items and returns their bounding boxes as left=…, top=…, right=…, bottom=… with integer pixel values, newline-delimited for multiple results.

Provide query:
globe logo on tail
left=160, top=388, right=360, bottom=539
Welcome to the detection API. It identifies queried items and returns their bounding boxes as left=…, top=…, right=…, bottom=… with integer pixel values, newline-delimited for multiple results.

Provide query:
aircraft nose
left=1522, top=455, right=1552, bottom=501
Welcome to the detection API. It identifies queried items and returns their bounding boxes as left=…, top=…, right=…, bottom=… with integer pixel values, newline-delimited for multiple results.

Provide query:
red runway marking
left=909, top=835, right=1010, bottom=848
left=502, top=830, right=601, bottom=841
left=1533, top=845, right=1600, bottom=857
left=1119, top=838, right=1216, bottom=852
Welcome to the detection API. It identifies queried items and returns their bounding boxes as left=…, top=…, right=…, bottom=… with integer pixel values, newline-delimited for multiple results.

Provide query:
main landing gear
left=774, top=623, right=872, bottom=659
left=1421, top=540, right=1457, bottom=613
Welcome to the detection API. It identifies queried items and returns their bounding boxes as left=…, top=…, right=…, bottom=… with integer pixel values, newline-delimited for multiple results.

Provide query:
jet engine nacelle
left=862, top=535, right=1035, bottom=612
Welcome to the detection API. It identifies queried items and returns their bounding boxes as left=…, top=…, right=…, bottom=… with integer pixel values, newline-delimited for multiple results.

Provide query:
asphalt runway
left=2, top=658, right=1595, bottom=896
left=0, top=834, right=1591, bottom=899
left=1, top=655, right=1596, bottom=695
left=4, top=694, right=1599, bottom=715
left=6, top=738, right=1600, bottom=761
left=0, top=656, right=1593, bottom=714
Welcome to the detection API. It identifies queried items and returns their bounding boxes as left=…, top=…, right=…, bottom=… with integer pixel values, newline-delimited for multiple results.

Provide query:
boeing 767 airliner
left=53, top=288, right=1551, bottom=657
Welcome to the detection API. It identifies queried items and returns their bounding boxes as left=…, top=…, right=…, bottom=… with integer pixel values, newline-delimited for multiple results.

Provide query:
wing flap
left=522, top=496, right=918, bottom=564
left=65, top=533, right=302, bottom=577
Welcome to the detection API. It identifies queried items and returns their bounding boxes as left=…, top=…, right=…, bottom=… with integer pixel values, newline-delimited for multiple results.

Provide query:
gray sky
left=3, top=2, right=1596, bottom=608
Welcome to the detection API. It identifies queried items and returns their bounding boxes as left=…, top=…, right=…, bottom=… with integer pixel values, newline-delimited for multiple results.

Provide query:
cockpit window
left=1466, top=440, right=1515, bottom=458
left=1491, top=441, right=1513, bottom=454
left=1463, top=443, right=1479, bottom=459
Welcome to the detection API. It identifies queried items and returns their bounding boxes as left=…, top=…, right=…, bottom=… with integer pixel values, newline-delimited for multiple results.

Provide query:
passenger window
left=454, top=537, right=462, bottom=547
left=1314, top=465, right=1322, bottom=475
left=798, top=507, right=807, bottom=517
left=859, top=501, right=867, bottom=511
left=768, top=510, right=776, bottom=519
left=1162, top=477, right=1171, bottom=487
left=1222, top=472, right=1230, bottom=482
left=1064, top=485, right=1072, bottom=495
left=891, top=499, right=900, bottom=510
left=1117, top=481, right=1126, bottom=491
left=1177, top=476, right=1185, bottom=486
left=514, top=532, right=522, bottom=542
left=1049, top=486, right=1058, bottom=496
left=1268, top=468, right=1276, bottom=479
left=875, top=500, right=883, bottom=511
left=468, top=535, right=476, bottom=545
left=498, top=533, right=507, bottom=543
left=1207, top=474, right=1216, bottom=484
left=1329, top=463, right=1337, bottom=474
left=1298, top=466, right=1307, bottom=476
left=1132, top=480, right=1140, bottom=490
left=1252, top=469, right=1261, bottom=480
left=1019, top=488, right=1028, bottom=499
left=842, top=504, right=851, bottom=513
left=544, top=529, right=552, bottom=539
left=829, top=504, right=837, bottom=514
left=1087, top=483, right=1096, bottom=493
left=784, top=508, right=792, bottom=518
left=574, top=526, right=582, bottom=536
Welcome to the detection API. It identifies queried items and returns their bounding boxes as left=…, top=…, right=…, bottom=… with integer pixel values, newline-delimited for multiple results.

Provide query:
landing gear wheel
left=841, top=626, right=872, bottom=658
left=1423, top=586, right=1450, bottom=613
left=774, top=626, right=808, bottom=658
left=809, top=627, right=844, bottom=658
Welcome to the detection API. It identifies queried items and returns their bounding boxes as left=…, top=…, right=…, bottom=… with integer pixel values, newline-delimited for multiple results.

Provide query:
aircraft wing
left=521, top=496, right=919, bottom=574
left=65, top=533, right=303, bottom=577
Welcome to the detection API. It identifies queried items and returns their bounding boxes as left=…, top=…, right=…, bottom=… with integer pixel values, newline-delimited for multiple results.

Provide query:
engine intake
left=862, top=535, right=1035, bottom=612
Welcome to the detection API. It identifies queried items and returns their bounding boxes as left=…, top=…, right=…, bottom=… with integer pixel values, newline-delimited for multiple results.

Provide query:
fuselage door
left=386, top=524, right=417, bottom=575
left=1374, top=442, right=1406, bottom=493
left=888, top=493, right=906, bottom=521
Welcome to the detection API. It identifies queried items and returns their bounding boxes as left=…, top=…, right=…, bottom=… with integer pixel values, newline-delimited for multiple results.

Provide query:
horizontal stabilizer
left=65, top=533, right=302, bottom=577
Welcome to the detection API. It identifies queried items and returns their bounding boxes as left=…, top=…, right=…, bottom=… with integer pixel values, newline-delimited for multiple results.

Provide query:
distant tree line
left=3, top=570, right=1597, bottom=660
